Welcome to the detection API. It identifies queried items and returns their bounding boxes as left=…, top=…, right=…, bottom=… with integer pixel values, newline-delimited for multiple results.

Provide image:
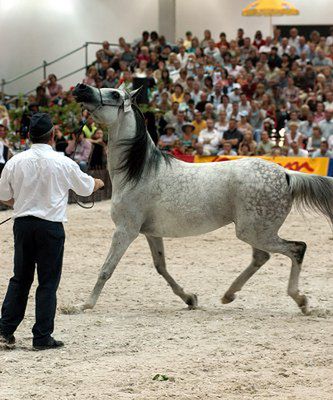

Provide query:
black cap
left=29, top=112, right=53, bottom=138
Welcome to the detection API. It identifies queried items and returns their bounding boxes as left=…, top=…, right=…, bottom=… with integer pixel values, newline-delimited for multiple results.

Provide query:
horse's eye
left=111, top=91, right=120, bottom=100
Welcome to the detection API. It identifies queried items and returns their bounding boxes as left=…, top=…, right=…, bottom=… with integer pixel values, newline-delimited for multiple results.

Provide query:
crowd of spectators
left=2, top=26, right=333, bottom=175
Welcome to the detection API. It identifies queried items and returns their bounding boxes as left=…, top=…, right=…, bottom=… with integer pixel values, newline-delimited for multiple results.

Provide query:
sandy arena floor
left=0, top=201, right=332, bottom=400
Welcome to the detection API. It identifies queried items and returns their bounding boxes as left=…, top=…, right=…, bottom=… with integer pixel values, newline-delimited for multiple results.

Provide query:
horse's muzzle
left=73, top=83, right=95, bottom=103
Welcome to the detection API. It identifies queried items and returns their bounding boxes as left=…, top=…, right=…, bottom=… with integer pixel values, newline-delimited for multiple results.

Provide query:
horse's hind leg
left=146, top=235, right=198, bottom=309
left=222, top=248, right=270, bottom=304
left=229, top=226, right=309, bottom=314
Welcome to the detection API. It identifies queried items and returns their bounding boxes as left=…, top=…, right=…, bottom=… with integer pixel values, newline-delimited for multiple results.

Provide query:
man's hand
left=0, top=199, right=14, bottom=208
left=93, top=179, right=104, bottom=192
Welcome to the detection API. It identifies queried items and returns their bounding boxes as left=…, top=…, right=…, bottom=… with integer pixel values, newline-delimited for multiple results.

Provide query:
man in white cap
left=0, top=112, right=104, bottom=350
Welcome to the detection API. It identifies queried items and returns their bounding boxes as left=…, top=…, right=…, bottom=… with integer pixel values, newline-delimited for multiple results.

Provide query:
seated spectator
left=299, top=112, right=315, bottom=138
left=100, top=40, right=114, bottom=63
left=0, top=124, right=12, bottom=175
left=178, top=123, right=198, bottom=154
left=192, top=110, right=207, bottom=136
left=239, top=130, right=256, bottom=155
left=121, top=43, right=136, bottom=65
left=215, top=111, right=228, bottom=136
left=82, top=116, right=97, bottom=139
left=54, top=126, right=67, bottom=153
left=238, top=143, right=253, bottom=156
left=164, top=101, right=179, bottom=125
left=256, top=131, right=274, bottom=155
left=41, top=74, right=63, bottom=103
left=158, top=124, right=177, bottom=152
left=202, top=103, right=217, bottom=120
left=288, top=141, right=309, bottom=157
left=318, top=109, right=333, bottom=139
left=65, top=132, right=92, bottom=172
left=313, top=102, right=325, bottom=123
left=89, top=129, right=106, bottom=169
left=218, top=141, right=238, bottom=156
left=174, top=111, right=186, bottom=136
left=134, top=60, right=148, bottom=78
left=284, top=121, right=303, bottom=147
left=237, top=111, right=253, bottom=134
left=102, top=68, right=118, bottom=88
left=222, top=117, right=243, bottom=150
left=312, top=49, right=333, bottom=68
left=307, top=126, right=323, bottom=152
left=311, top=140, right=333, bottom=158
left=0, top=106, right=10, bottom=129
left=83, top=66, right=99, bottom=87
left=97, top=59, right=110, bottom=80
left=197, top=118, right=220, bottom=155
left=171, top=83, right=184, bottom=103
left=35, top=86, right=49, bottom=107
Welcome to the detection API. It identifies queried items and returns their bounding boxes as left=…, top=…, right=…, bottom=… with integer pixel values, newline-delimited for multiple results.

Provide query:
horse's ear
left=130, top=87, right=142, bottom=100
left=118, top=82, right=126, bottom=91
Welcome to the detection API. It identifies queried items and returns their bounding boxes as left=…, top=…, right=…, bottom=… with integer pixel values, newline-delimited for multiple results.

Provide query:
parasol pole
left=269, top=15, right=273, bottom=36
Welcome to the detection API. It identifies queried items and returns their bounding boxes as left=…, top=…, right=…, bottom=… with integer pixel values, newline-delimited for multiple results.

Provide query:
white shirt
left=198, top=128, right=220, bottom=154
left=288, top=148, right=309, bottom=157
left=0, top=144, right=95, bottom=222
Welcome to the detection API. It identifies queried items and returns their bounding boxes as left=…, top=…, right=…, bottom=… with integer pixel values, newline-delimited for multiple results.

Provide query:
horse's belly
left=141, top=209, right=233, bottom=238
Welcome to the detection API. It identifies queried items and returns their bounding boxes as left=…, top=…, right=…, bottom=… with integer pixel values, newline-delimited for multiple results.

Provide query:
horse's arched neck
left=107, top=109, right=136, bottom=181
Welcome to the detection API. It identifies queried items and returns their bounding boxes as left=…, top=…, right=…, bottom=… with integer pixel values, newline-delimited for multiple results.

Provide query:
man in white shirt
left=197, top=119, right=220, bottom=155
left=319, top=110, right=333, bottom=139
left=288, top=141, right=309, bottom=157
left=0, top=113, right=104, bottom=350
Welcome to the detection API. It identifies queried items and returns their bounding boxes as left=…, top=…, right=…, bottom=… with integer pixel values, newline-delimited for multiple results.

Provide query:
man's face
left=172, top=102, right=179, bottom=112
left=229, top=120, right=236, bottom=130
left=103, top=41, right=110, bottom=50
left=195, top=112, right=202, bottom=121
left=0, top=126, right=6, bottom=138
left=223, top=142, right=232, bottom=152
left=261, top=131, right=269, bottom=142
left=325, top=110, right=332, bottom=121
left=320, top=142, right=328, bottom=152
left=206, top=119, right=214, bottom=130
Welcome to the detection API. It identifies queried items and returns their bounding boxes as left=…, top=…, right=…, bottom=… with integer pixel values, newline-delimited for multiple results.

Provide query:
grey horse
left=72, top=83, right=333, bottom=315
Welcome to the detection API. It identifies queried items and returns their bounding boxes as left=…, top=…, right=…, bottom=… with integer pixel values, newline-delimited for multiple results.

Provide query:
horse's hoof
left=299, top=296, right=310, bottom=315
left=60, top=303, right=88, bottom=314
left=221, top=293, right=236, bottom=304
left=186, top=293, right=198, bottom=310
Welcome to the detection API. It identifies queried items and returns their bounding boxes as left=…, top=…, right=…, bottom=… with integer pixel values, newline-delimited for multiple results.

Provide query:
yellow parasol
left=242, top=0, right=300, bottom=34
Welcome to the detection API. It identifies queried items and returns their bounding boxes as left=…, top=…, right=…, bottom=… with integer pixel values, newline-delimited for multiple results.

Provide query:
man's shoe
left=33, top=338, right=64, bottom=351
left=0, top=329, right=16, bottom=350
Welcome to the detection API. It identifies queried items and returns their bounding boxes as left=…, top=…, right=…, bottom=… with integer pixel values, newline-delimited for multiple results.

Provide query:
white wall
left=0, top=0, right=158, bottom=94
left=175, top=0, right=333, bottom=42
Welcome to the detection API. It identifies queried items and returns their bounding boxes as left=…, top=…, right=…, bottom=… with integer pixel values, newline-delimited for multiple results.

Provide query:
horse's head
left=73, top=83, right=140, bottom=126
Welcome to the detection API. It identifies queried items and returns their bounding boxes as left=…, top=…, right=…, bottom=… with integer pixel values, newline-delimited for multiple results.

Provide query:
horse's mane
left=117, top=103, right=173, bottom=186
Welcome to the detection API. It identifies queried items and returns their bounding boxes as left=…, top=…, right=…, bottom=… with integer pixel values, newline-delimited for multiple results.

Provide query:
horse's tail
left=287, top=171, right=333, bottom=226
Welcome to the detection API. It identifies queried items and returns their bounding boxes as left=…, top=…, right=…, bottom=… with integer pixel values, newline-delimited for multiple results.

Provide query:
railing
left=1, top=41, right=119, bottom=104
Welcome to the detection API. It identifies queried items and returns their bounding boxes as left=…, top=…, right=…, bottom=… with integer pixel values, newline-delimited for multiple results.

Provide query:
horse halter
left=91, top=88, right=131, bottom=114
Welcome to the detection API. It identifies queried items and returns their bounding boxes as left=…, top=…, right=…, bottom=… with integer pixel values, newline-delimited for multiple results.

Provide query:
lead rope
left=0, top=216, right=11, bottom=225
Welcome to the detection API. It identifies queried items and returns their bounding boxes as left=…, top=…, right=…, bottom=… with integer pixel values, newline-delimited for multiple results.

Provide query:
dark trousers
left=0, top=216, right=65, bottom=345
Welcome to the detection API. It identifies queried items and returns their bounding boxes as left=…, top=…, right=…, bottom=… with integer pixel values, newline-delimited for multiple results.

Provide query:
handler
left=0, top=113, right=104, bottom=350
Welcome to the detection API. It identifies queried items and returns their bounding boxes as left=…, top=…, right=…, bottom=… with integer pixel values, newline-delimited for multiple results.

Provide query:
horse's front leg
left=75, top=227, right=138, bottom=312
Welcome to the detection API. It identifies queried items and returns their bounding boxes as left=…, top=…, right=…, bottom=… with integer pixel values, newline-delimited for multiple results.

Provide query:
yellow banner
left=194, top=155, right=329, bottom=176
